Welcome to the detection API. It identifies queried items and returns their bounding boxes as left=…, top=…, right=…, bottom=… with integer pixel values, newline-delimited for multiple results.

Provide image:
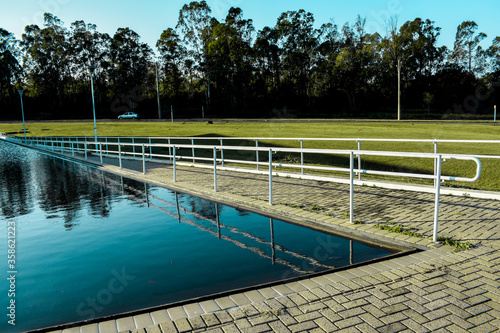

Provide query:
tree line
left=1, top=1, right=499, bottom=120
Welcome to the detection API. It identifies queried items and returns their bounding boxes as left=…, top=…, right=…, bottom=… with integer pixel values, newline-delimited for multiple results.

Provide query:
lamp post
left=155, top=62, right=162, bottom=119
left=397, top=59, right=401, bottom=121
left=88, top=65, right=97, bottom=145
left=18, top=90, right=26, bottom=140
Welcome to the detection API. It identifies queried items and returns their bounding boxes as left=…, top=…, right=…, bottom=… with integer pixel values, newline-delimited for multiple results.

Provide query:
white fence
left=4, top=134, right=490, bottom=243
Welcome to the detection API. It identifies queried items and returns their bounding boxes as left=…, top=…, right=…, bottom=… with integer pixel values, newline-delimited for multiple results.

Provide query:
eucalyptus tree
left=487, top=36, right=500, bottom=76
left=0, top=28, right=21, bottom=108
left=253, top=26, right=280, bottom=96
left=21, top=13, right=70, bottom=109
left=207, top=7, right=254, bottom=110
left=68, top=20, right=111, bottom=105
left=157, top=28, right=185, bottom=101
left=274, top=10, right=320, bottom=102
left=315, top=21, right=341, bottom=97
left=333, top=16, right=381, bottom=113
left=449, top=21, right=487, bottom=74
left=176, top=0, right=213, bottom=108
left=109, top=27, right=152, bottom=111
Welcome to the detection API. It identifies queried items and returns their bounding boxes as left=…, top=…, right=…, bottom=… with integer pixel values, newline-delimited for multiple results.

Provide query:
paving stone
left=423, top=317, right=453, bottom=331
left=334, top=316, right=364, bottom=329
left=202, top=313, right=221, bottom=327
left=189, top=315, right=207, bottom=330
left=99, top=320, right=118, bottom=333
left=183, top=303, right=205, bottom=317
left=268, top=320, right=292, bottom=333
left=173, top=318, right=192, bottom=333
left=220, top=323, right=240, bottom=333
left=134, top=314, right=154, bottom=329
left=377, top=322, right=408, bottom=333
left=62, top=327, right=81, bottom=333
left=158, top=321, right=177, bottom=333
left=244, top=290, right=266, bottom=302
left=168, top=306, right=188, bottom=321
left=215, top=296, right=237, bottom=310
left=213, top=311, right=232, bottom=325
left=81, top=324, right=98, bottom=333
left=150, top=310, right=170, bottom=325
left=288, top=320, right=319, bottom=332
left=200, top=300, right=221, bottom=313
left=230, top=293, right=252, bottom=306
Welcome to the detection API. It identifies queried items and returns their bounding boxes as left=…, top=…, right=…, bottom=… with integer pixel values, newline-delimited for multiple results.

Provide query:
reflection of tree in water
left=33, top=158, right=115, bottom=230
left=187, top=195, right=223, bottom=220
left=0, top=159, right=34, bottom=219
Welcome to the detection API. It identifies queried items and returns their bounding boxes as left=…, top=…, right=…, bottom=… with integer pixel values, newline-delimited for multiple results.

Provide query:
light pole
left=155, top=62, right=162, bottom=119
left=17, top=90, right=26, bottom=140
left=88, top=65, right=97, bottom=145
left=397, top=59, right=401, bottom=121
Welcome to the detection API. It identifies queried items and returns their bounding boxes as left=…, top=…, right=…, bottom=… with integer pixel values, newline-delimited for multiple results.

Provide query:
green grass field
left=2, top=120, right=500, bottom=191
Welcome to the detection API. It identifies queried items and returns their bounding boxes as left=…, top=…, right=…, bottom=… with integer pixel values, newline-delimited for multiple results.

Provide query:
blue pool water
left=0, top=141, right=395, bottom=332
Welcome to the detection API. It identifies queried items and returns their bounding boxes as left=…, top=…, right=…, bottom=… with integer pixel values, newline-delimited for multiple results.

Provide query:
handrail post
left=214, top=147, right=217, bottom=192
left=220, top=138, right=224, bottom=166
left=118, top=144, right=122, bottom=168
left=349, top=151, right=354, bottom=223
left=256, top=139, right=260, bottom=170
left=433, top=155, right=442, bottom=242
left=85, top=143, right=88, bottom=160
left=132, top=137, right=136, bottom=155
left=173, top=145, right=177, bottom=182
left=433, top=140, right=438, bottom=188
left=142, top=144, right=146, bottom=174
left=300, top=139, right=304, bottom=175
left=357, top=140, right=362, bottom=181
left=168, top=138, right=172, bottom=162
left=269, top=148, right=273, bottom=205
left=191, top=138, right=195, bottom=164
left=99, top=143, right=103, bottom=163
left=149, top=138, right=153, bottom=160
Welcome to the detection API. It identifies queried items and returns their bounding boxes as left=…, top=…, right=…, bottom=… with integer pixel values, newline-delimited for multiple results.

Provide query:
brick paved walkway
left=46, top=155, right=500, bottom=333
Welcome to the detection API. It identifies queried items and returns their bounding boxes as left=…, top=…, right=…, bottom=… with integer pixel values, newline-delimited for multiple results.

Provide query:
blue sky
left=1, top=0, right=498, bottom=51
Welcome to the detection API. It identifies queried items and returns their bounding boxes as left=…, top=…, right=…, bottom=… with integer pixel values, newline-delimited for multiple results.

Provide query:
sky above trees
left=1, top=0, right=499, bottom=52
left=1, top=1, right=499, bottom=121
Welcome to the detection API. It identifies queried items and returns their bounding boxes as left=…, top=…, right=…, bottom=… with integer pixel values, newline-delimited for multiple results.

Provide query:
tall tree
left=21, top=13, right=70, bottom=110
left=0, top=28, right=21, bottom=108
left=176, top=1, right=213, bottom=108
left=487, top=36, right=500, bottom=75
left=109, top=27, right=152, bottom=111
left=450, top=21, right=487, bottom=74
left=275, top=10, right=319, bottom=102
left=207, top=7, right=254, bottom=110
left=333, top=16, right=380, bottom=113
left=253, top=26, right=280, bottom=96
left=157, top=28, right=185, bottom=101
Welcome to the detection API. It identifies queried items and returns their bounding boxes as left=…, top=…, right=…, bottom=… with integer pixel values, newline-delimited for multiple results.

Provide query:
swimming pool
left=0, top=141, right=396, bottom=332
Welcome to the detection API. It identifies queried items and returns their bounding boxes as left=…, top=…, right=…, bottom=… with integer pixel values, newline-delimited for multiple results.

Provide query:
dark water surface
left=0, top=141, right=394, bottom=332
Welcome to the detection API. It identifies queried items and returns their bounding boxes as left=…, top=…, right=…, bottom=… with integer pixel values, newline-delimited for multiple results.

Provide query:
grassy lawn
left=2, top=120, right=500, bottom=191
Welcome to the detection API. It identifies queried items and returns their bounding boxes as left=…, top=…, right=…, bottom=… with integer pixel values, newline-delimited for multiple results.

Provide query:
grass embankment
left=2, top=120, right=500, bottom=191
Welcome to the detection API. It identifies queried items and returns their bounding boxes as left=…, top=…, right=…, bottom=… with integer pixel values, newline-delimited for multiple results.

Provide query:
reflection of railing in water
left=96, top=172, right=336, bottom=274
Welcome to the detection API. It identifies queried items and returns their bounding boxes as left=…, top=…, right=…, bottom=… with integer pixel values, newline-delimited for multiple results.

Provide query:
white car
left=118, top=112, right=139, bottom=119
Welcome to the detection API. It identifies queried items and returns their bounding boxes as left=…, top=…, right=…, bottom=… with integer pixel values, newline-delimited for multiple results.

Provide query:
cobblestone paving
left=49, top=156, right=500, bottom=333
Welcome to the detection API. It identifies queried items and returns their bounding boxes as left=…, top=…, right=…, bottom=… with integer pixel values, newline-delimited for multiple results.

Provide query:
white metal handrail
left=5, top=134, right=485, bottom=243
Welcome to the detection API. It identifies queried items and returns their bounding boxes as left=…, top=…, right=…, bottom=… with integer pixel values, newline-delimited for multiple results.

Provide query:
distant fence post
left=349, top=151, right=354, bottom=224
left=173, top=145, right=177, bottom=182
left=214, top=147, right=217, bottom=192
left=118, top=144, right=122, bottom=168
left=269, top=148, right=273, bottom=205
left=142, top=144, right=146, bottom=174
